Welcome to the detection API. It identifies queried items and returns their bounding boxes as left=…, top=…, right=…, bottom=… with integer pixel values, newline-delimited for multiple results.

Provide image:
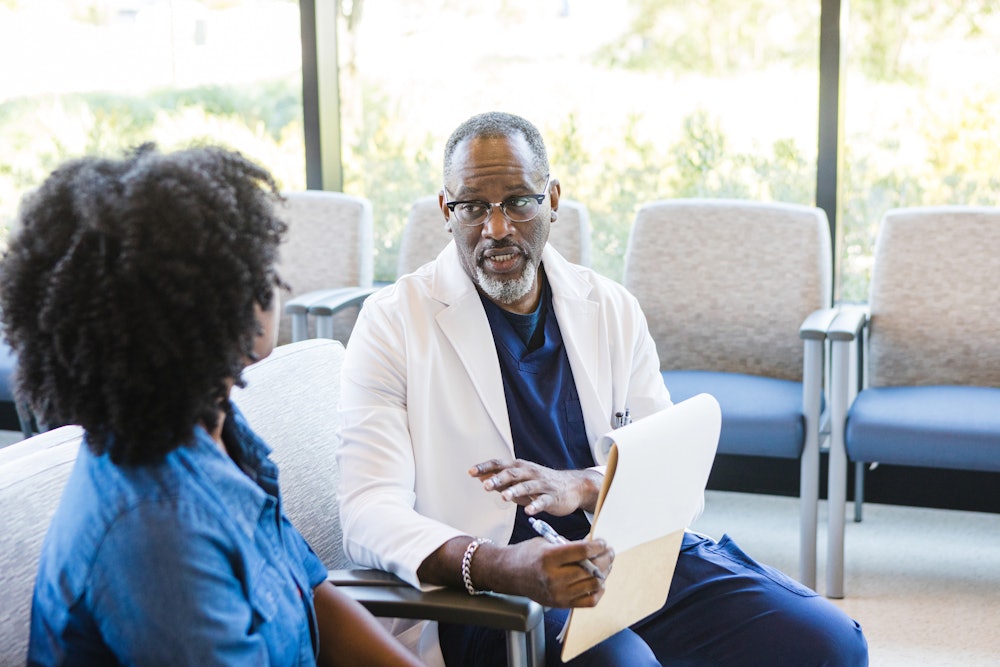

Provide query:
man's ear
left=438, top=189, right=452, bottom=233
left=548, top=178, right=562, bottom=221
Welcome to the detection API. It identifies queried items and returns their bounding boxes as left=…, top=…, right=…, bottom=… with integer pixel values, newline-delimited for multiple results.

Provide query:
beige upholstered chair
left=396, top=195, right=451, bottom=277
left=548, top=198, right=592, bottom=268
left=623, top=198, right=834, bottom=589
left=231, top=339, right=544, bottom=667
left=0, top=425, right=85, bottom=664
left=825, top=206, right=1000, bottom=598
left=276, top=190, right=374, bottom=343
left=397, top=195, right=593, bottom=277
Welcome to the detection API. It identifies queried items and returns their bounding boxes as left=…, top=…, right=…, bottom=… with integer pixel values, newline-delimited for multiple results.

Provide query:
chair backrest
left=867, top=206, right=1000, bottom=388
left=396, top=195, right=450, bottom=277
left=229, top=338, right=350, bottom=569
left=275, top=191, right=374, bottom=344
left=549, top=198, right=592, bottom=268
left=0, top=425, right=85, bottom=664
left=396, top=196, right=593, bottom=277
left=623, top=199, right=832, bottom=381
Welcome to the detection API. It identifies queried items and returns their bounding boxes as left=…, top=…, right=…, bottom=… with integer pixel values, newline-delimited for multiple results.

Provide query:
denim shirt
left=28, top=403, right=328, bottom=666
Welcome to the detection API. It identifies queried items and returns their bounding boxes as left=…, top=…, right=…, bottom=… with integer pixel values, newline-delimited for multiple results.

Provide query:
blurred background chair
left=0, top=339, right=33, bottom=439
left=276, top=190, right=375, bottom=343
left=396, top=195, right=451, bottom=276
left=0, top=425, right=85, bottom=663
left=622, top=198, right=834, bottom=589
left=231, top=338, right=544, bottom=667
left=396, top=195, right=593, bottom=277
left=825, top=206, right=1000, bottom=599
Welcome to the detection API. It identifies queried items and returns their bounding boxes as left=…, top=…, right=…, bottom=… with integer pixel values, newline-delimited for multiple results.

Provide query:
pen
left=528, top=517, right=606, bottom=581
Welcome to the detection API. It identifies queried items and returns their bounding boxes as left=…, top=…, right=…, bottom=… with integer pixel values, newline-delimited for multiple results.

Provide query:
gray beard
left=476, top=260, right=537, bottom=305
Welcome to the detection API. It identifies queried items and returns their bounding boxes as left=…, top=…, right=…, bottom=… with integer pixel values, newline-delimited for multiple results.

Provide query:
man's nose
left=481, top=205, right=514, bottom=238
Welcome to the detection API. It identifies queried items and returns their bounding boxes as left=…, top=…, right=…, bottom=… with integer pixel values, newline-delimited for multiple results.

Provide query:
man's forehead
left=453, top=133, right=532, bottom=163
left=447, top=135, right=539, bottom=190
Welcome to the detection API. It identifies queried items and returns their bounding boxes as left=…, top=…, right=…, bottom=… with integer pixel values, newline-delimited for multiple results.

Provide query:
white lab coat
left=337, top=243, right=672, bottom=661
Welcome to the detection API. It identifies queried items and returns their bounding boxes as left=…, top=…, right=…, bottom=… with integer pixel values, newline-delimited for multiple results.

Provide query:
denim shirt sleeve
left=283, top=513, right=330, bottom=590
left=86, top=496, right=307, bottom=665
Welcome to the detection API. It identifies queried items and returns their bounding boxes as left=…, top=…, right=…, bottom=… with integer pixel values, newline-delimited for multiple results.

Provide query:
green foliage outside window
left=2, top=0, right=998, bottom=302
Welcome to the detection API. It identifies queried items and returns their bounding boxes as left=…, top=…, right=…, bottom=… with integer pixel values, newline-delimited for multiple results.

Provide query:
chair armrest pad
left=332, top=581, right=544, bottom=632
left=827, top=304, right=869, bottom=342
left=799, top=307, right=840, bottom=340
left=307, top=286, right=379, bottom=317
left=328, top=568, right=407, bottom=587
left=284, top=287, right=368, bottom=316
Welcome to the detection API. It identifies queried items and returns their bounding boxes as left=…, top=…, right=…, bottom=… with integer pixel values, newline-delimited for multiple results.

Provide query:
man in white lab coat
left=338, top=111, right=868, bottom=666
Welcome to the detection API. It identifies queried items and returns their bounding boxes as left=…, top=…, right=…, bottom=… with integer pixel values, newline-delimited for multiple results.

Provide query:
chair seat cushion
left=846, top=385, right=1000, bottom=472
left=663, top=370, right=804, bottom=458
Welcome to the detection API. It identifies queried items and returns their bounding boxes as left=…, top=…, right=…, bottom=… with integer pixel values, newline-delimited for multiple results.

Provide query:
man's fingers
left=468, top=458, right=510, bottom=477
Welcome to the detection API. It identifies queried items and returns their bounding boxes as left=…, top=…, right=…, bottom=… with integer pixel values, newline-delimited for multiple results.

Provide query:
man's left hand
left=469, top=459, right=603, bottom=515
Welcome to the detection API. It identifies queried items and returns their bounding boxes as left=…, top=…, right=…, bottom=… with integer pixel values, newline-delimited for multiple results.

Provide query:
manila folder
left=560, top=393, right=721, bottom=662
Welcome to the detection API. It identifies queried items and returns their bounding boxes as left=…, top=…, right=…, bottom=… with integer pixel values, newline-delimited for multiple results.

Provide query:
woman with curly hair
left=1, top=144, right=422, bottom=666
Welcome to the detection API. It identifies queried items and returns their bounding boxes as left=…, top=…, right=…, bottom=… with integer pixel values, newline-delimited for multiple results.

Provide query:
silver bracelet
left=461, top=537, right=493, bottom=596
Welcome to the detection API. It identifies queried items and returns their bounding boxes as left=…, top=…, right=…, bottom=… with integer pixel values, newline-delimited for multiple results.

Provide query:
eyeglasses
left=444, top=176, right=550, bottom=227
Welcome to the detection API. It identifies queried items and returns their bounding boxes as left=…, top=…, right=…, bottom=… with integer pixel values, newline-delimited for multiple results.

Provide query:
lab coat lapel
left=433, top=247, right=515, bottom=453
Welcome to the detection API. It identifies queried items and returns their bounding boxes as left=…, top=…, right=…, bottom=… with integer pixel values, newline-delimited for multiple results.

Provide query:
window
left=0, top=0, right=305, bottom=237
left=839, top=1, right=1000, bottom=301
left=337, top=0, right=820, bottom=281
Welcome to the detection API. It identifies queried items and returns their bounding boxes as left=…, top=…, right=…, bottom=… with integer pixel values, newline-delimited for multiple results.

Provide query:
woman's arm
left=313, top=581, right=424, bottom=667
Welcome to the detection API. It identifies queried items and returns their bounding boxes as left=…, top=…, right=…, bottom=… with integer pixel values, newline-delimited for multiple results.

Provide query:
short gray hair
left=443, top=111, right=549, bottom=185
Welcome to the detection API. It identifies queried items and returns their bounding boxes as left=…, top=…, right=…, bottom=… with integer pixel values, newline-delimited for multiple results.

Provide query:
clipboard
left=560, top=393, right=721, bottom=662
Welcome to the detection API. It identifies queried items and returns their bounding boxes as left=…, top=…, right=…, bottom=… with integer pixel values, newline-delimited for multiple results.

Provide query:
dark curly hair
left=0, top=144, right=287, bottom=465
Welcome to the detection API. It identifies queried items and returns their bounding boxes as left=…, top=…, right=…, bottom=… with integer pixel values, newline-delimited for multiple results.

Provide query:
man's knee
left=775, top=605, right=869, bottom=666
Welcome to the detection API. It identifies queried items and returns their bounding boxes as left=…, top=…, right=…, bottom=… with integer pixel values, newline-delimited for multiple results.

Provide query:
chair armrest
left=333, top=581, right=545, bottom=632
left=799, top=307, right=840, bottom=340
left=285, top=287, right=364, bottom=315
left=329, top=569, right=545, bottom=666
left=307, top=286, right=379, bottom=340
left=329, top=568, right=408, bottom=587
left=307, top=286, right=379, bottom=318
left=283, top=286, right=378, bottom=341
left=827, top=304, right=869, bottom=342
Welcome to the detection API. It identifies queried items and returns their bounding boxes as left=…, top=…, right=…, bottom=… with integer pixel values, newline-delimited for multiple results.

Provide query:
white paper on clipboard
left=560, top=393, right=721, bottom=662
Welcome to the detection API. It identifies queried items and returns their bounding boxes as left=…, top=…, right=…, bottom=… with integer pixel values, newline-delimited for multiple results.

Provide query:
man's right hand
left=484, top=536, right=614, bottom=608
left=416, top=535, right=614, bottom=609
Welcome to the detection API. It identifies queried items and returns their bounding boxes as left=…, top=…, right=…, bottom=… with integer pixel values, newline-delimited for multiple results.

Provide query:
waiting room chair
left=397, top=195, right=593, bottom=277
left=0, top=340, right=33, bottom=439
left=231, top=338, right=544, bottom=667
left=825, top=206, right=1000, bottom=599
left=276, top=190, right=376, bottom=343
left=0, top=424, right=85, bottom=664
left=622, top=198, right=835, bottom=589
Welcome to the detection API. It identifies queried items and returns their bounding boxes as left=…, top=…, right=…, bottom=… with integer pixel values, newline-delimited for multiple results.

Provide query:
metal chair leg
left=853, top=461, right=865, bottom=522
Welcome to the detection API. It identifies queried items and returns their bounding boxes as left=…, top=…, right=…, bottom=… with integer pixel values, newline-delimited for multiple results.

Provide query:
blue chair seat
left=663, top=370, right=805, bottom=459
left=846, top=385, right=1000, bottom=472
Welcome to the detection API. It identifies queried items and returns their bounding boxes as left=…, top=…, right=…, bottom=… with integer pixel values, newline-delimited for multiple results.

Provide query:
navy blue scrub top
left=479, top=269, right=596, bottom=543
